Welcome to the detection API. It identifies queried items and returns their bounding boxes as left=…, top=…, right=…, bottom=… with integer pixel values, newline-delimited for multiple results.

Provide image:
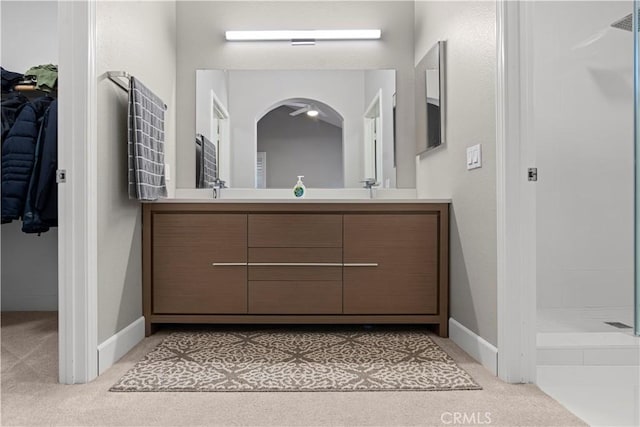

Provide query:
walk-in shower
left=531, top=2, right=640, bottom=425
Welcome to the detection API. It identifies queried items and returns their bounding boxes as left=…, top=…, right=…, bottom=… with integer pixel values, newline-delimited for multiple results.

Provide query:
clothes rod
left=106, top=71, right=167, bottom=109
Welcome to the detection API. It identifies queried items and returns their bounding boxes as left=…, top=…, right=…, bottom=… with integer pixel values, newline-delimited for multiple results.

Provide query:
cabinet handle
left=212, top=262, right=248, bottom=266
left=343, top=263, right=379, bottom=267
left=248, top=262, right=343, bottom=267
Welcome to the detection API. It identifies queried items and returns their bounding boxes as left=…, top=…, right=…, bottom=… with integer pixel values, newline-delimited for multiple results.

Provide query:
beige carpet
left=1, top=312, right=587, bottom=426
left=111, top=330, right=481, bottom=392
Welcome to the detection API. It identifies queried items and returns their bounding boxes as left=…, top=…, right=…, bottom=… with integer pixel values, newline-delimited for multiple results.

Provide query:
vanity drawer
left=248, top=214, right=342, bottom=247
left=249, top=266, right=342, bottom=281
left=249, top=247, right=342, bottom=263
left=248, top=248, right=342, bottom=280
left=248, top=281, right=342, bottom=314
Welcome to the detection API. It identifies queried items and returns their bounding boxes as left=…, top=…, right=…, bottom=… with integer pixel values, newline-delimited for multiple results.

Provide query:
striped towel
left=201, top=134, right=218, bottom=187
left=128, top=76, right=167, bottom=201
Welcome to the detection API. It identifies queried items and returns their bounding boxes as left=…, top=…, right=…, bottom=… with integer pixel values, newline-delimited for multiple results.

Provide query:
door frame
left=58, top=0, right=98, bottom=384
left=495, top=0, right=537, bottom=383
left=363, top=89, right=384, bottom=184
left=55, top=0, right=536, bottom=385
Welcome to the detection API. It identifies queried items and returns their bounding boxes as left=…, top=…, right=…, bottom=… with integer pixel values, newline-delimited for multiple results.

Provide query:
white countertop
left=151, top=198, right=451, bottom=204
left=165, top=188, right=450, bottom=203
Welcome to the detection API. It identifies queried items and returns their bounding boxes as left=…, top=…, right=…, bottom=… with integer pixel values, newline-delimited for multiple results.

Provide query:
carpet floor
left=1, top=312, right=587, bottom=426
left=111, top=329, right=481, bottom=392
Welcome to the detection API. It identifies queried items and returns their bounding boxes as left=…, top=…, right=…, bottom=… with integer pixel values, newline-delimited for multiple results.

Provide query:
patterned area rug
left=110, top=330, right=482, bottom=392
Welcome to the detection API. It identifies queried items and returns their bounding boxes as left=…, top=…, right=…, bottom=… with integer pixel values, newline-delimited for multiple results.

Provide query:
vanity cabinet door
left=343, top=214, right=439, bottom=314
left=152, top=213, right=247, bottom=314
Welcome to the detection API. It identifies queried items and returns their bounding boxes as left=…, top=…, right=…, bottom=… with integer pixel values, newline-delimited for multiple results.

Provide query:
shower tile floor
left=537, top=307, right=640, bottom=426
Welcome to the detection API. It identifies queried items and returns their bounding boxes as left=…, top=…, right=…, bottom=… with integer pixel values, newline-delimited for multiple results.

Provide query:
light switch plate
left=165, top=163, right=171, bottom=181
left=467, top=144, right=482, bottom=170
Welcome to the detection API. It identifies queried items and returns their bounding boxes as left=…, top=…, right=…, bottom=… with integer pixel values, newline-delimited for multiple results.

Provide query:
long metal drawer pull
left=212, top=262, right=248, bottom=266
left=248, top=262, right=343, bottom=267
left=343, top=263, right=379, bottom=267
left=212, top=262, right=378, bottom=267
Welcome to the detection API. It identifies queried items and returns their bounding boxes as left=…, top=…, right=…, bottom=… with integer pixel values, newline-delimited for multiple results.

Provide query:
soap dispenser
left=293, top=175, right=305, bottom=198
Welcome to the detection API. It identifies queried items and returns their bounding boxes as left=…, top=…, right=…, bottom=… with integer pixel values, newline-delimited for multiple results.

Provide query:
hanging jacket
left=1, top=96, right=53, bottom=223
left=23, top=100, right=58, bottom=233
left=1, top=67, right=23, bottom=93
left=1, top=93, right=29, bottom=142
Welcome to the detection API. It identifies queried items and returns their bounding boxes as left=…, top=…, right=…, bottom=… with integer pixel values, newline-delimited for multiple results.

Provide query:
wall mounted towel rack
left=106, top=70, right=167, bottom=109
left=107, top=71, right=130, bottom=91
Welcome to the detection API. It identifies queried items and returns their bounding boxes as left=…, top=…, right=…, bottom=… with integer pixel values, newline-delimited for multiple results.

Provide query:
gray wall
left=1, top=1, right=58, bottom=311
left=176, top=1, right=416, bottom=188
left=414, top=1, right=497, bottom=345
left=257, top=107, right=343, bottom=188
left=96, top=1, right=176, bottom=343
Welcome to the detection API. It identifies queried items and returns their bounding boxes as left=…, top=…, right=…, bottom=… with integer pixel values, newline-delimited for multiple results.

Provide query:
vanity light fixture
left=225, top=29, right=382, bottom=44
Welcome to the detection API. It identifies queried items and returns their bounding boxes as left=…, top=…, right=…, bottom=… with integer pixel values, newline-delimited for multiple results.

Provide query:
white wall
left=532, top=1, right=634, bottom=312
left=227, top=70, right=364, bottom=187
left=96, top=0, right=176, bottom=343
left=257, top=106, right=343, bottom=188
left=414, top=1, right=497, bottom=345
left=176, top=1, right=416, bottom=189
left=1, top=1, right=58, bottom=311
left=364, top=69, right=396, bottom=187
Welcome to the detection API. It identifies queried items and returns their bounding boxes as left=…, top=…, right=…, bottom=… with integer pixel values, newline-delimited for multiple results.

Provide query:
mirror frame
left=417, top=40, right=446, bottom=154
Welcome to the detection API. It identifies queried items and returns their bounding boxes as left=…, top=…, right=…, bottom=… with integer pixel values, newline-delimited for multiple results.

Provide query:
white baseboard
left=449, top=318, right=498, bottom=375
left=97, top=316, right=145, bottom=375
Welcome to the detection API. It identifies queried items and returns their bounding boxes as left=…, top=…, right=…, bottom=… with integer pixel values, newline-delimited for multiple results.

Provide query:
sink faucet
left=360, top=178, right=378, bottom=199
left=212, top=178, right=227, bottom=199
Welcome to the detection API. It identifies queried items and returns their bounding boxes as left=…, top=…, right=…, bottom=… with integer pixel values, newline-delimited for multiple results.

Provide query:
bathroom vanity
left=142, top=200, right=449, bottom=336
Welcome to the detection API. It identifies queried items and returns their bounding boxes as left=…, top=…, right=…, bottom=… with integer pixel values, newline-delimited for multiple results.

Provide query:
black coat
left=1, top=96, right=53, bottom=223
left=22, top=100, right=58, bottom=233
left=1, top=93, right=29, bottom=142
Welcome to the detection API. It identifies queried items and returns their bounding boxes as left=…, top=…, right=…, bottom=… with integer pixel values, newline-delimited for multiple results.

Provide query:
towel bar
left=106, top=70, right=167, bottom=109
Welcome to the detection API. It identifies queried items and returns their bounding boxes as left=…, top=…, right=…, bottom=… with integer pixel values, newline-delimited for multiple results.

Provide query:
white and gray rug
left=110, top=329, right=482, bottom=392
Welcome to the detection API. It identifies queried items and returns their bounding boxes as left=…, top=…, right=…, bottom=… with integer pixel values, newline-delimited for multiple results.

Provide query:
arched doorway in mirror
left=256, top=98, right=344, bottom=189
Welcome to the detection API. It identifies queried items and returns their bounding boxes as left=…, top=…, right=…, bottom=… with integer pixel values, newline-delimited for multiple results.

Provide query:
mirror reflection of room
left=194, top=69, right=396, bottom=189
left=257, top=98, right=344, bottom=188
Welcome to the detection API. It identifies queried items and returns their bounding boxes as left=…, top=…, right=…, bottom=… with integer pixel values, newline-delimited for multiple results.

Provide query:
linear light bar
left=225, top=29, right=381, bottom=42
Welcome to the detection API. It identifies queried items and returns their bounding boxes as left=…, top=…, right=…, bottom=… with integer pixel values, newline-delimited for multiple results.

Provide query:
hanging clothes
left=1, top=93, right=29, bottom=142
left=23, top=64, right=57, bottom=92
left=1, top=67, right=23, bottom=93
left=23, top=100, right=58, bottom=233
left=1, top=96, right=53, bottom=223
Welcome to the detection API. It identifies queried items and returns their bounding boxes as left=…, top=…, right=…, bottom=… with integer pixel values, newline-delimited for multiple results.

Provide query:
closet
left=1, top=0, right=59, bottom=363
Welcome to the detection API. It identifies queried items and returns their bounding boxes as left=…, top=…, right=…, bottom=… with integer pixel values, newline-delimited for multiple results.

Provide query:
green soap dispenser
left=293, top=175, right=305, bottom=198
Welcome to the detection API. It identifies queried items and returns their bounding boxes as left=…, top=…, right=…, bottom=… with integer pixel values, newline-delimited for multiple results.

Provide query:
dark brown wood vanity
left=142, top=201, right=449, bottom=336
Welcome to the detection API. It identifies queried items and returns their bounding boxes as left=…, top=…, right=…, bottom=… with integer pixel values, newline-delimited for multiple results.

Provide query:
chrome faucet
left=360, top=178, right=378, bottom=199
left=212, top=178, right=227, bottom=199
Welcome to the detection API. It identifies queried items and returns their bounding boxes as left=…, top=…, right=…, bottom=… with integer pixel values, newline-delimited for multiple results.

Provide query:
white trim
left=363, top=89, right=384, bottom=183
left=449, top=318, right=498, bottom=376
left=97, top=317, right=145, bottom=375
left=58, top=0, right=98, bottom=384
left=495, top=0, right=537, bottom=383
